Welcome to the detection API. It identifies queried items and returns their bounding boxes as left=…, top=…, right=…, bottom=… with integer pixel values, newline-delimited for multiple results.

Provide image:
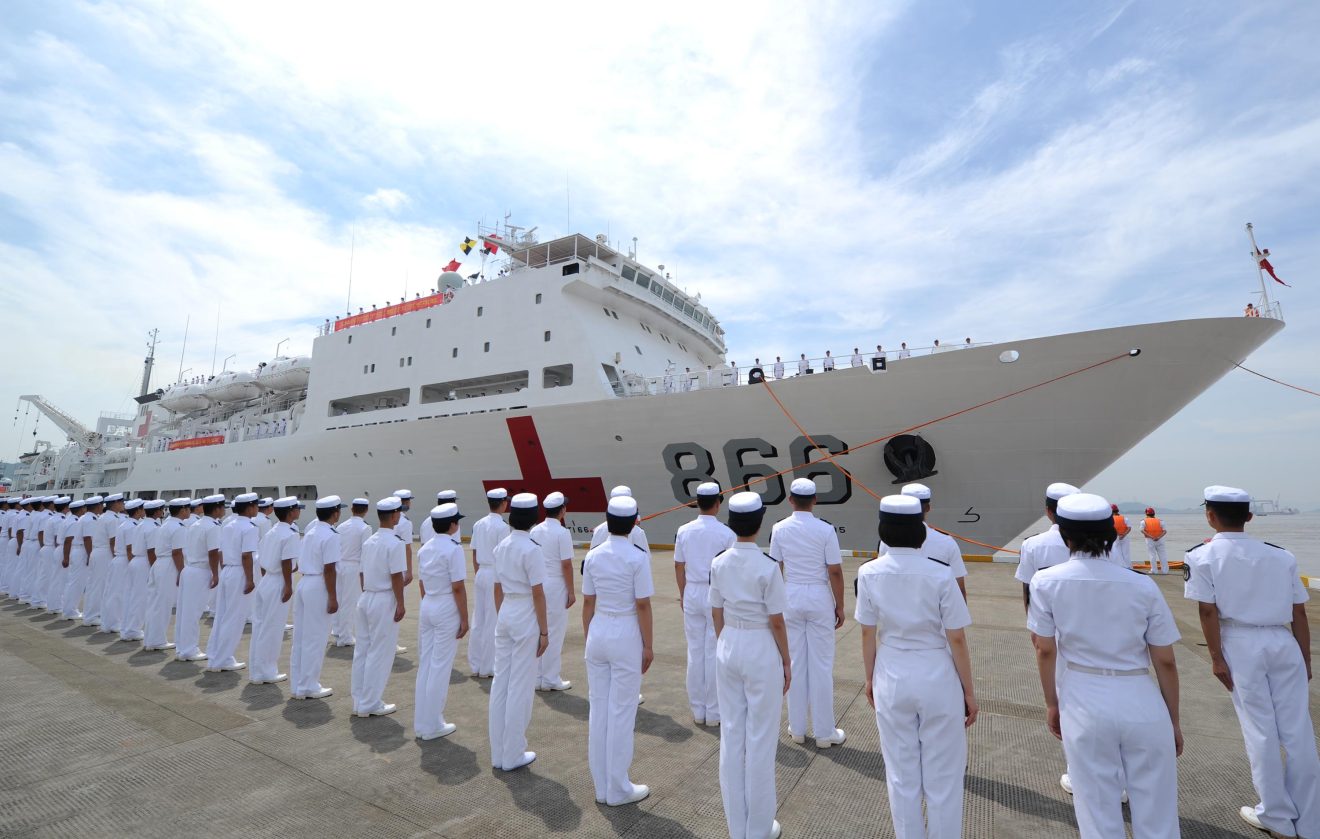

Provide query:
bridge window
left=328, top=388, right=411, bottom=417
left=622, top=266, right=636, bottom=281
left=543, top=364, right=573, bottom=388
left=192, top=488, right=214, bottom=498
left=421, top=371, right=529, bottom=403
left=561, top=262, right=580, bottom=276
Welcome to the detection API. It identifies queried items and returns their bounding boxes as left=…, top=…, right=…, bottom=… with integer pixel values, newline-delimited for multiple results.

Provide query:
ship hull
left=57, top=316, right=1281, bottom=555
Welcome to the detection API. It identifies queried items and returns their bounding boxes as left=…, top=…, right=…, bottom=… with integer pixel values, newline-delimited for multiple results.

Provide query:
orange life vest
left=1143, top=516, right=1165, bottom=540
left=1113, top=513, right=1130, bottom=537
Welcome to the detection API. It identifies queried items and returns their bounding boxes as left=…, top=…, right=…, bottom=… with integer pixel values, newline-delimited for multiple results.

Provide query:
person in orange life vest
left=1111, top=505, right=1133, bottom=569
left=1244, top=303, right=1260, bottom=318
left=1140, top=507, right=1169, bottom=574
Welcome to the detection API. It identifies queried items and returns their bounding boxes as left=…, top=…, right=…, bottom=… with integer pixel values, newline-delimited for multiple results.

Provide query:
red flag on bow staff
left=1255, top=248, right=1290, bottom=287
left=443, top=259, right=461, bottom=273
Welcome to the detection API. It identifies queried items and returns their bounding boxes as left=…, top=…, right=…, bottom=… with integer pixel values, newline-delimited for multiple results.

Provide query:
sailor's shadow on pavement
left=417, top=737, right=479, bottom=785
left=241, top=682, right=285, bottom=711
left=62, top=624, right=96, bottom=639
left=809, top=741, right=884, bottom=780
left=325, top=644, right=354, bottom=661
left=282, top=697, right=333, bottom=729
left=101, top=639, right=139, bottom=656
left=634, top=707, right=694, bottom=744
left=127, top=648, right=172, bottom=667
left=349, top=714, right=407, bottom=753
left=27, top=612, right=57, bottom=623
left=966, top=775, right=1076, bottom=826
left=83, top=631, right=120, bottom=646
left=536, top=689, right=589, bottom=721
left=196, top=669, right=241, bottom=694
left=494, top=765, right=583, bottom=833
left=391, top=655, right=414, bottom=673
left=159, top=659, right=204, bottom=681
left=596, top=801, right=700, bottom=839
left=773, top=742, right=811, bottom=769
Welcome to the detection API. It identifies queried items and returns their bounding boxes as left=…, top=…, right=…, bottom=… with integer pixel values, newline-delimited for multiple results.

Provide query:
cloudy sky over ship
left=2, top=0, right=1318, bottom=506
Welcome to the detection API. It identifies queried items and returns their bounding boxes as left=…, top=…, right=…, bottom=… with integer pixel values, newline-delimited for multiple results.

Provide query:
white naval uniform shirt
left=710, top=544, right=787, bottom=624
left=530, top=517, right=574, bottom=583
left=583, top=535, right=654, bottom=612
left=61, top=514, right=81, bottom=554
left=494, top=531, right=545, bottom=595
left=41, top=512, right=61, bottom=550
left=880, top=524, right=967, bottom=579
left=129, top=518, right=153, bottom=559
left=361, top=531, right=407, bottom=591
left=851, top=352, right=864, bottom=367
left=674, top=515, right=735, bottom=586
left=471, top=513, right=511, bottom=568
left=770, top=511, right=842, bottom=585
left=1028, top=556, right=1180, bottom=669
left=393, top=514, right=414, bottom=548
left=258, top=521, right=301, bottom=575
left=337, top=516, right=372, bottom=566
left=797, top=358, right=808, bottom=374
left=78, top=512, right=98, bottom=550
left=590, top=521, right=650, bottom=553
left=420, top=514, right=462, bottom=546
left=1184, top=532, right=1308, bottom=625
left=255, top=512, right=274, bottom=540
left=1014, top=524, right=1070, bottom=584
left=88, top=513, right=111, bottom=551
left=116, top=517, right=136, bottom=558
left=220, top=517, right=258, bottom=567
left=300, top=521, right=340, bottom=576
left=156, top=517, right=187, bottom=562
left=418, top=534, right=466, bottom=594
left=185, top=517, right=221, bottom=568
left=854, top=547, right=970, bottom=647
left=772, top=361, right=785, bottom=379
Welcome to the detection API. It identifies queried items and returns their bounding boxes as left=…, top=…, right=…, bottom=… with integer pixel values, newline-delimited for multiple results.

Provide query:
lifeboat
left=204, top=370, right=263, bottom=404
left=257, top=356, right=312, bottom=392
left=103, top=446, right=133, bottom=465
left=157, top=383, right=210, bottom=413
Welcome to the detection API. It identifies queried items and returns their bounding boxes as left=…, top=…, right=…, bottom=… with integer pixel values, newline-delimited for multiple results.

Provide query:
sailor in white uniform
left=119, top=500, right=152, bottom=638
left=290, top=496, right=341, bottom=697
left=40, top=498, right=72, bottom=614
left=80, top=495, right=112, bottom=626
left=33, top=497, right=62, bottom=610
left=144, top=499, right=189, bottom=650
left=772, top=357, right=785, bottom=379
left=582, top=494, right=654, bottom=806
left=392, top=489, right=415, bottom=583
left=590, top=486, right=651, bottom=554
left=26, top=497, right=50, bottom=609
left=414, top=503, right=469, bottom=739
left=176, top=494, right=224, bottom=662
left=8, top=499, right=30, bottom=601
left=881, top=483, right=968, bottom=598
left=90, top=493, right=126, bottom=629
left=102, top=498, right=139, bottom=633
left=332, top=498, right=372, bottom=646
left=254, top=498, right=275, bottom=539
left=0, top=499, right=12, bottom=596
left=674, top=481, right=735, bottom=726
left=206, top=496, right=258, bottom=671
left=857, top=495, right=977, bottom=839
left=468, top=488, right=511, bottom=678
left=351, top=496, right=408, bottom=716
left=710, top=491, right=790, bottom=839
left=772, top=477, right=846, bottom=747
left=251, top=497, right=301, bottom=687
left=533, top=491, right=576, bottom=692
left=60, top=498, right=97, bottom=621
left=17, top=497, right=46, bottom=605
left=1185, top=485, right=1320, bottom=838
left=488, top=492, right=549, bottom=771
left=419, top=490, right=461, bottom=544
left=1029, top=493, right=1182, bottom=839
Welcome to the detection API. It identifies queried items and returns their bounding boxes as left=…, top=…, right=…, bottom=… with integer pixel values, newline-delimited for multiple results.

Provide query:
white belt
left=301, top=572, right=322, bottom=577
left=364, top=587, right=392, bottom=593
left=786, top=580, right=830, bottom=587
left=1220, top=617, right=1287, bottom=630
left=184, top=562, right=209, bottom=569
left=597, top=608, right=637, bottom=617
left=725, top=618, right=769, bottom=630
left=1066, top=662, right=1149, bottom=677
left=686, top=579, right=709, bottom=587
left=503, top=592, right=531, bottom=600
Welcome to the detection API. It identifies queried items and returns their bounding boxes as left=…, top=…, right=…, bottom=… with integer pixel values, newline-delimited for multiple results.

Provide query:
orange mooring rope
left=1236, top=363, right=1320, bottom=398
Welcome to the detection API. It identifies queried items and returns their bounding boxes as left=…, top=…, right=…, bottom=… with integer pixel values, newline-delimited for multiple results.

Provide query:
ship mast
left=1245, top=222, right=1279, bottom=318
left=140, top=329, right=159, bottom=398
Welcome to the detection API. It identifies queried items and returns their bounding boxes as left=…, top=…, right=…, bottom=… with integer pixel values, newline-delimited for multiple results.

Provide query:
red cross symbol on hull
left=483, top=416, right=608, bottom=512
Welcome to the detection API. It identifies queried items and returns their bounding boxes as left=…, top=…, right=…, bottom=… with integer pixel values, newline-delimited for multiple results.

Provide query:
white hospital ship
left=9, top=225, right=1284, bottom=554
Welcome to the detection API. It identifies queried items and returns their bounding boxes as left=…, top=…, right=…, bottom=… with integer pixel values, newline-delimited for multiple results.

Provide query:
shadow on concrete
left=127, top=648, right=172, bottom=667
left=449, top=668, right=466, bottom=685
left=811, top=741, right=885, bottom=781
left=282, top=698, right=334, bottom=729
left=494, top=764, right=583, bottom=833
left=635, top=707, right=694, bottom=744
left=597, top=801, right=701, bottom=838
left=966, top=775, right=1075, bottom=827
left=349, top=714, right=408, bottom=753
left=62, top=624, right=97, bottom=639
left=774, top=742, right=811, bottom=769
left=242, top=682, right=285, bottom=712
left=196, top=669, right=242, bottom=694
left=325, top=644, right=355, bottom=661
left=27, top=611, right=58, bottom=623
left=160, top=659, right=206, bottom=681
left=417, top=736, right=480, bottom=786
left=537, top=689, right=589, bottom=722
left=391, top=655, right=414, bottom=673
left=83, top=631, right=121, bottom=646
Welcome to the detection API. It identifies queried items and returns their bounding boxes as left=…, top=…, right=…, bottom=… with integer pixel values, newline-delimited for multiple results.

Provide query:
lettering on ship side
left=483, top=416, right=608, bottom=511
left=663, top=435, right=853, bottom=512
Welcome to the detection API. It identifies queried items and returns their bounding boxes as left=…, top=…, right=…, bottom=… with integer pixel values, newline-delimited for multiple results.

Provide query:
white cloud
left=362, top=188, right=409, bottom=214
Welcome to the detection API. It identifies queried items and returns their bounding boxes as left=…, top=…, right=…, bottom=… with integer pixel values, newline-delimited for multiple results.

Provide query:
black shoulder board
left=819, top=517, right=834, bottom=526
left=1264, top=541, right=1287, bottom=551
left=579, top=558, right=586, bottom=575
left=530, top=538, right=541, bottom=547
left=634, top=544, right=646, bottom=553
left=927, top=556, right=949, bottom=567
left=331, top=526, right=339, bottom=533
left=763, top=551, right=776, bottom=561
left=1186, top=542, right=1207, bottom=554
left=394, top=533, right=405, bottom=541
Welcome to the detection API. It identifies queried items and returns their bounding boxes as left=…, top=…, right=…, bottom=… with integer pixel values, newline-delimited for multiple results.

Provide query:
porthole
left=998, top=350, right=1020, bottom=363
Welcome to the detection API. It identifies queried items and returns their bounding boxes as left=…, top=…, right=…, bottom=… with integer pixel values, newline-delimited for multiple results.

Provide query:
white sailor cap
left=695, top=481, right=722, bottom=497
left=1055, top=493, right=1114, bottom=530
left=169, top=497, right=191, bottom=508
left=607, top=496, right=638, bottom=518
left=728, top=491, right=764, bottom=514
left=609, top=485, right=633, bottom=498
left=486, top=487, right=508, bottom=500
left=376, top=496, right=402, bottom=512
left=510, top=492, right=538, bottom=510
left=86, top=495, right=104, bottom=505
left=233, top=492, right=258, bottom=504
left=203, top=494, right=226, bottom=505
left=316, top=495, right=345, bottom=509
left=429, top=503, right=464, bottom=522
left=1204, top=485, right=1251, bottom=504
left=900, top=483, right=932, bottom=501
left=70, top=499, right=87, bottom=509
left=790, top=478, right=817, bottom=497
left=392, top=489, right=413, bottom=500
left=879, top=494, right=923, bottom=520
left=124, top=499, right=144, bottom=511
left=1046, top=482, right=1080, bottom=501
left=144, top=500, right=167, bottom=510
left=543, top=491, right=566, bottom=510
left=436, top=489, right=457, bottom=501
left=257, top=497, right=274, bottom=508
left=56, top=496, right=72, bottom=505
left=190, top=498, right=204, bottom=507
left=105, top=493, right=124, bottom=503
left=273, top=496, right=300, bottom=509
left=351, top=497, right=370, bottom=507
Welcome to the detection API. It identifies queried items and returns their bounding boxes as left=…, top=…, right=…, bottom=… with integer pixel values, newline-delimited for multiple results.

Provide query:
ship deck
left=2, top=551, right=1314, bottom=838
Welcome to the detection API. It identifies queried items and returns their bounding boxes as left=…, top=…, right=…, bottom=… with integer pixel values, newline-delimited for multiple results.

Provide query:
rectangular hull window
left=328, top=387, right=411, bottom=416
left=543, top=364, right=573, bottom=388
left=420, top=371, right=530, bottom=403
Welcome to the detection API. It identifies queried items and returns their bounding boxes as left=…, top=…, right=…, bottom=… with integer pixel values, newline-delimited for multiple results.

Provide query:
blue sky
left=2, top=0, right=1318, bottom=507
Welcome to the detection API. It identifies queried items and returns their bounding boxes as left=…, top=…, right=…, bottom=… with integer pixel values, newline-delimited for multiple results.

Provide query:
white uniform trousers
left=332, top=561, right=361, bottom=644
left=1145, top=538, right=1167, bottom=573
left=351, top=590, right=400, bottom=713
left=488, top=595, right=539, bottom=768
left=468, top=565, right=496, bottom=675
left=537, top=576, right=569, bottom=688
left=102, top=554, right=130, bottom=633
left=248, top=573, right=286, bottom=682
left=83, top=546, right=112, bottom=623
left=143, top=561, right=177, bottom=647
left=17, top=541, right=40, bottom=602
left=0, top=536, right=10, bottom=594
left=683, top=582, right=720, bottom=722
left=873, top=646, right=967, bottom=839
left=44, top=549, right=67, bottom=614
left=30, top=545, right=53, bottom=607
left=586, top=611, right=644, bottom=804
left=290, top=575, right=333, bottom=695
left=785, top=582, right=838, bottom=739
left=1223, top=625, right=1320, bottom=837
left=207, top=566, right=250, bottom=666
left=61, top=549, right=89, bottom=620
left=414, top=591, right=462, bottom=736
left=1058, top=666, right=1178, bottom=838
left=716, top=624, right=784, bottom=839
left=1112, top=536, right=1132, bottom=569
left=174, top=566, right=211, bottom=658
left=120, top=557, right=149, bottom=640
left=205, top=582, right=217, bottom=616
